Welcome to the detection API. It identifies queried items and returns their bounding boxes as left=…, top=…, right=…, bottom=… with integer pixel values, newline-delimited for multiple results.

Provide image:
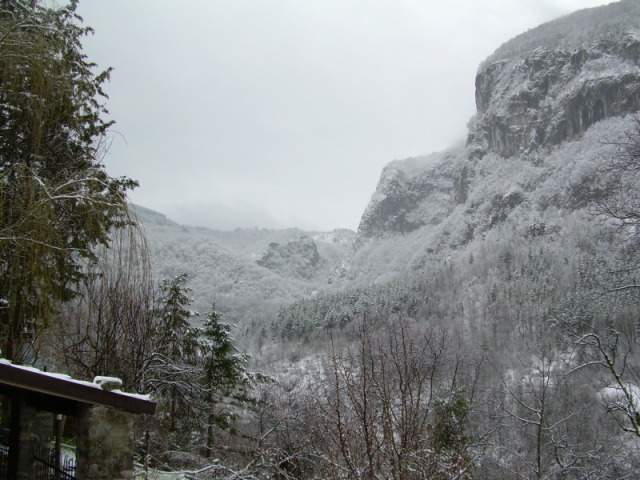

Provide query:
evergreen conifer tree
left=200, top=303, right=254, bottom=457
left=0, top=0, right=137, bottom=361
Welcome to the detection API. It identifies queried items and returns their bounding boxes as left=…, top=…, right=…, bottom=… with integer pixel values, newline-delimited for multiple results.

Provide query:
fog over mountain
left=138, top=0, right=640, bottom=309
left=76, top=0, right=615, bottom=232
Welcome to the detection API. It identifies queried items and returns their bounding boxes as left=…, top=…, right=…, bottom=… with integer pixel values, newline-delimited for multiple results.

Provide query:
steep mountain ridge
left=470, top=28, right=640, bottom=156
left=472, top=0, right=640, bottom=158
left=480, top=0, right=640, bottom=69
left=334, top=1, right=640, bottom=288
left=355, top=150, right=457, bottom=241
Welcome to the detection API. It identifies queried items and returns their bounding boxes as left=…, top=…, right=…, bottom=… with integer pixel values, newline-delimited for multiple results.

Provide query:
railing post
left=54, top=414, right=64, bottom=480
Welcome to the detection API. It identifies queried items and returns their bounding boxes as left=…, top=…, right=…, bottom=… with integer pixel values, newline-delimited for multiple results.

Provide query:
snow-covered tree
left=568, top=117, right=640, bottom=440
left=0, top=0, right=137, bottom=361
left=150, top=274, right=201, bottom=435
left=306, top=319, right=477, bottom=479
left=200, top=304, right=255, bottom=457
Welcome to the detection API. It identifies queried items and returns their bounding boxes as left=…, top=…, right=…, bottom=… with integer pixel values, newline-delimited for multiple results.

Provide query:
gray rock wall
left=256, top=235, right=323, bottom=279
left=355, top=153, right=457, bottom=242
left=469, top=36, right=640, bottom=158
left=76, top=404, right=134, bottom=480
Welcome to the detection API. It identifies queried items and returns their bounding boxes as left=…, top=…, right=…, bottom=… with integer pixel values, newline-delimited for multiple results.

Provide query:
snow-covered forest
left=3, top=0, right=640, bottom=478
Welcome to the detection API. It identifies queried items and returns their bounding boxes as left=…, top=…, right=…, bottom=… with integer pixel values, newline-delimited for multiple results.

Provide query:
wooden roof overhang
left=0, top=361, right=156, bottom=417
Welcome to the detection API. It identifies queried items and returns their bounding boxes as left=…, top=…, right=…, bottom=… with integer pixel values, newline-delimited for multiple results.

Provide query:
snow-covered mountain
left=126, top=4, right=640, bottom=474
left=137, top=0, right=640, bottom=326
left=470, top=0, right=640, bottom=158
left=134, top=205, right=355, bottom=322
left=329, top=0, right=640, bottom=287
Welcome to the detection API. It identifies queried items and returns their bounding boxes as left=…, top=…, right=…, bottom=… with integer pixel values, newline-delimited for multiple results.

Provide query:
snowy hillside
left=120, top=3, right=640, bottom=477
left=134, top=205, right=355, bottom=322
left=135, top=1, right=640, bottom=314
left=331, top=1, right=640, bottom=288
left=115, top=5, right=640, bottom=476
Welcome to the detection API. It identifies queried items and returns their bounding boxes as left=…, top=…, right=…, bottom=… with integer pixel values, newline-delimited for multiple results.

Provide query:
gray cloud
left=162, top=202, right=286, bottom=231
left=75, top=0, right=614, bottom=231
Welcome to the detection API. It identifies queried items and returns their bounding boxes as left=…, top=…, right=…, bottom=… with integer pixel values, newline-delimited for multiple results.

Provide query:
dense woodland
left=2, top=1, right=640, bottom=479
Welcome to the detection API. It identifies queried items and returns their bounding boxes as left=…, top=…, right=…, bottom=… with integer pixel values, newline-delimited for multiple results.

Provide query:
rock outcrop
left=468, top=0, right=640, bottom=158
left=256, top=236, right=323, bottom=279
left=356, top=153, right=455, bottom=242
left=356, top=1, right=640, bottom=245
left=340, top=1, right=640, bottom=285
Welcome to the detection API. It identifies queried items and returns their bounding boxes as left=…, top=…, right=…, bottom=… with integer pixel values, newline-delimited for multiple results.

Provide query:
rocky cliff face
left=341, top=1, right=640, bottom=285
left=469, top=0, right=640, bottom=158
left=356, top=1, right=640, bottom=243
left=256, top=236, right=323, bottom=280
left=355, top=153, right=456, bottom=243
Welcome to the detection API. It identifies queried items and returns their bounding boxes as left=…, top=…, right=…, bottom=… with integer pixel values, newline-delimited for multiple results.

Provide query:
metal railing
left=0, top=445, right=7, bottom=480
left=34, top=442, right=76, bottom=480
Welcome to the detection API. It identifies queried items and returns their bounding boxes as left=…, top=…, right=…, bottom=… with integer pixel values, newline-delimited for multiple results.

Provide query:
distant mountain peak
left=132, top=204, right=178, bottom=227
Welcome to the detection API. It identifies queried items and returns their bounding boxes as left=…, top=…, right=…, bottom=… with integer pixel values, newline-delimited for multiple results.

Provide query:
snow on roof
left=0, top=359, right=155, bottom=415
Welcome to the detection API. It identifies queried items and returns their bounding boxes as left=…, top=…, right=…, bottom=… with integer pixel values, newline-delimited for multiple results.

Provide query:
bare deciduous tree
left=306, top=318, right=478, bottom=480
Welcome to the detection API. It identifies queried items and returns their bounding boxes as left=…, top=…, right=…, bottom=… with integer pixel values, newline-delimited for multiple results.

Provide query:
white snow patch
left=0, top=359, right=151, bottom=399
left=600, top=384, right=640, bottom=411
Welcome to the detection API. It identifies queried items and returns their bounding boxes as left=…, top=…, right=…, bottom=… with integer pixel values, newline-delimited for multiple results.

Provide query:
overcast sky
left=74, top=0, right=615, bottom=232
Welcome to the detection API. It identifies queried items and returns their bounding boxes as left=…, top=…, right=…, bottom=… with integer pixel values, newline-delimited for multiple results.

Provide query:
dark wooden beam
left=0, top=384, right=77, bottom=417
left=0, top=363, right=156, bottom=415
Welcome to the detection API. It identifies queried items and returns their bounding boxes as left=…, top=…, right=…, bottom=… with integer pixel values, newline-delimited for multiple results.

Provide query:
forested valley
left=3, top=0, right=640, bottom=479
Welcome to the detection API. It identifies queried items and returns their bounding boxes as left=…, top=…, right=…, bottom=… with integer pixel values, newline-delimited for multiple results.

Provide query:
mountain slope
left=136, top=0, right=640, bottom=335
left=134, top=205, right=355, bottom=322
left=331, top=0, right=640, bottom=288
